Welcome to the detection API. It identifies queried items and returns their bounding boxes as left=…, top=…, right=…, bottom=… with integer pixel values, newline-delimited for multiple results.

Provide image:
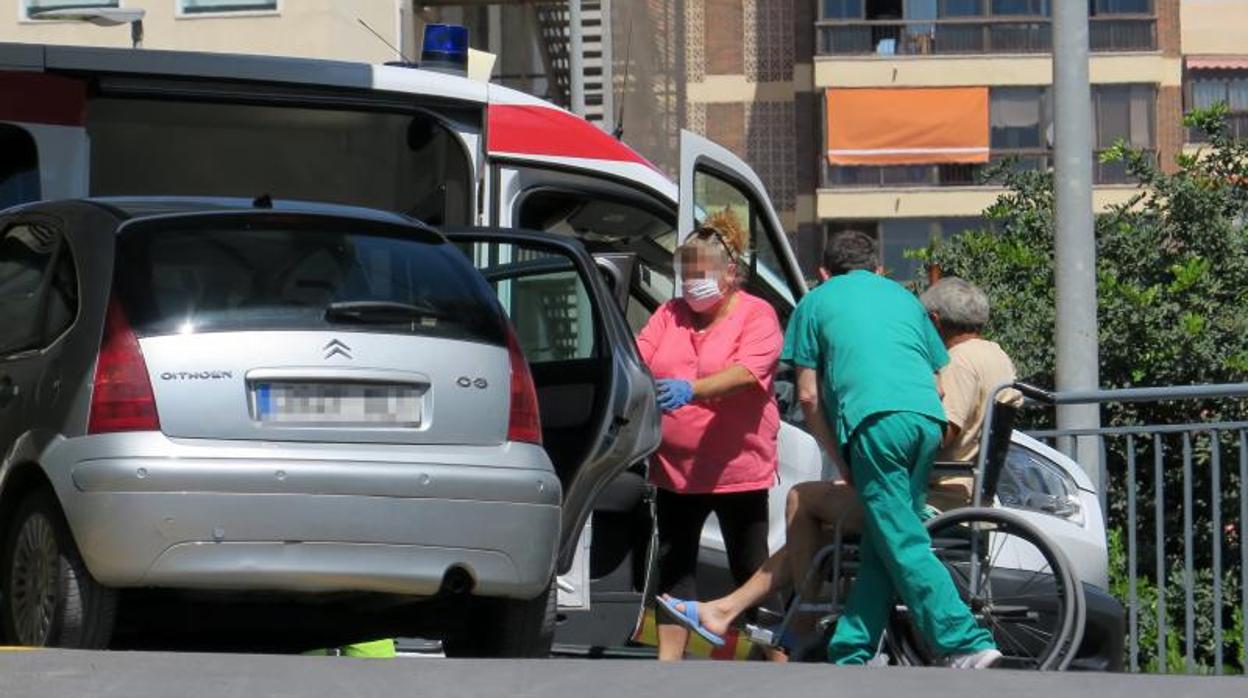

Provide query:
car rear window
left=113, top=214, right=506, bottom=346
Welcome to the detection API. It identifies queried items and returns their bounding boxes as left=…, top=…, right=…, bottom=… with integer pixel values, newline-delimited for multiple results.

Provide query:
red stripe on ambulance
left=487, top=103, right=660, bottom=171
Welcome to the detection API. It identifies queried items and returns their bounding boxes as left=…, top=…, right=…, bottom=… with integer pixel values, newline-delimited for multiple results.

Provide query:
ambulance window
left=87, top=99, right=471, bottom=226
left=0, top=126, right=40, bottom=210
left=693, top=169, right=797, bottom=313
left=518, top=190, right=674, bottom=243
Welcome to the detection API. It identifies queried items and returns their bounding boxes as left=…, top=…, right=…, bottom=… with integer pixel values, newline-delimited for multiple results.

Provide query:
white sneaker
left=945, top=648, right=1003, bottom=669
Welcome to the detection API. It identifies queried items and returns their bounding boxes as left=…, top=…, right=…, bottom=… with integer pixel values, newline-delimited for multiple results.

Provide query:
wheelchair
left=752, top=383, right=1086, bottom=670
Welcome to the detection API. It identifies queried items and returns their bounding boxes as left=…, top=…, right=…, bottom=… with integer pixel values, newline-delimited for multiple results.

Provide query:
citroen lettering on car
left=160, top=371, right=234, bottom=381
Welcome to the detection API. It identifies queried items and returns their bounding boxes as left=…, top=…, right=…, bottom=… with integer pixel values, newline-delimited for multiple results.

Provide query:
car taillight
left=88, top=298, right=160, bottom=434
left=505, top=326, right=542, bottom=445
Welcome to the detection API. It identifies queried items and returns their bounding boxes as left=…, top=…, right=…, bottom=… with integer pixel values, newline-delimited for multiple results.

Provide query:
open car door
left=442, top=227, right=661, bottom=600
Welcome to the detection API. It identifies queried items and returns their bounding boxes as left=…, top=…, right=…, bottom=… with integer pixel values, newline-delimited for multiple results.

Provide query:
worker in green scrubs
left=783, top=230, right=1000, bottom=669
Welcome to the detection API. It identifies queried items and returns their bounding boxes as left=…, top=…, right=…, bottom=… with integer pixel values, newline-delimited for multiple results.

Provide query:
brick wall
left=1156, top=0, right=1182, bottom=173
left=705, top=102, right=746, bottom=156
left=704, top=0, right=744, bottom=75
left=1157, top=84, right=1184, bottom=173
left=1156, top=0, right=1181, bottom=58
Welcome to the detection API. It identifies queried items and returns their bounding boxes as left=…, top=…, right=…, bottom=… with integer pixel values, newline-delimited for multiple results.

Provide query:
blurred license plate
left=253, top=382, right=422, bottom=425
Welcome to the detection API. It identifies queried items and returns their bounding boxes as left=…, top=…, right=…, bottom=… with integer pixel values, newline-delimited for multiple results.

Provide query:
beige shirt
left=938, top=338, right=1022, bottom=462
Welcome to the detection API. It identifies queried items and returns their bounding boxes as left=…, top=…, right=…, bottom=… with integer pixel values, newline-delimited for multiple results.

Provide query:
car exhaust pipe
left=441, top=566, right=475, bottom=596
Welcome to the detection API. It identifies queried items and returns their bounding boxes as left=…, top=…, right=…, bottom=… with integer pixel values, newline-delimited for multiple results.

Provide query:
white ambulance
left=0, top=38, right=828, bottom=647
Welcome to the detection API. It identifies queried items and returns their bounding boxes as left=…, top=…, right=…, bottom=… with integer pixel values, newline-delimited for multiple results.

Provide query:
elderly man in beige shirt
left=664, top=277, right=1022, bottom=658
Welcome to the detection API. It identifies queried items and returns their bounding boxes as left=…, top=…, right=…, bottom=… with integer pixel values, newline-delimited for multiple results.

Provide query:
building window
left=1094, top=84, right=1155, bottom=149
left=822, top=218, right=986, bottom=282
left=940, top=0, right=983, bottom=17
left=990, top=87, right=1051, bottom=149
left=1090, top=0, right=1152, bottom=15
left=991, top=0, right=1049, bottom=16
left=1187, top=72, right=1248, bottom=142
left=879, top=218, right=986, bottom=281
left=178, top=0, right=277, bottom=15
left=24, top=0, right=118, bottom=20
left=821, top=0, right=864, bottom=19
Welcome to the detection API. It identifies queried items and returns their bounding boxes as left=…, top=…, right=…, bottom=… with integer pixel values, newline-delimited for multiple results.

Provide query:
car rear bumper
left=46, top=435, right=561, bottom=600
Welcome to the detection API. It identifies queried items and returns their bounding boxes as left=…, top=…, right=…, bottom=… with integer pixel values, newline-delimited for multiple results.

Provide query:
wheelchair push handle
left=1010, top=381, right=1055, bottom=405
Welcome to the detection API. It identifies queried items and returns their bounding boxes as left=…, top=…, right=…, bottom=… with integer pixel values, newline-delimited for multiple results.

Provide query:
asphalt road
left=0, top=649, right=1239, bottom=698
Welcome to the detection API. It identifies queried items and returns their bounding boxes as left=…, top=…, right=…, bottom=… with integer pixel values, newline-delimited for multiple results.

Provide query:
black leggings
left=654, top=487, right=770, bottom=624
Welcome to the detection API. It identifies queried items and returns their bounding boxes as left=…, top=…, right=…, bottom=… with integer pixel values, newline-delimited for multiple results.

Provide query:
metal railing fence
left=815, top=16, right=1156, bottom=56
left=820, top=150, right=1155, bottom=189
left=1009, top=382, right=1248, bottom=675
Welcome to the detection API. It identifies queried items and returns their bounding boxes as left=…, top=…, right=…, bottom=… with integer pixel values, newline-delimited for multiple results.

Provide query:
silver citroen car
left=0, top=197, right=659, bottom=655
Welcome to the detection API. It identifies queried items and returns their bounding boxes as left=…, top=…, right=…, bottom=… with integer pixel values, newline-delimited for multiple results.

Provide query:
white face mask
left=682, top=277, right=724, bottom=313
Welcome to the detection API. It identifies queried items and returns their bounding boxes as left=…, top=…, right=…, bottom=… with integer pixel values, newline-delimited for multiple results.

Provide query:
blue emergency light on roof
left=421, top=24, right=469, bottom=75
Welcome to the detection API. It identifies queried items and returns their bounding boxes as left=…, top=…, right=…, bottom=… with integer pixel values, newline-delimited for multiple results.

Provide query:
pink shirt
left=636, top=291, right=782, bottom=494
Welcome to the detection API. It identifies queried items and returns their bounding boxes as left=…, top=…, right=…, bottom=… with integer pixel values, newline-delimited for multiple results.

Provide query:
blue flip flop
left=656, top=596, right=725, bottom=647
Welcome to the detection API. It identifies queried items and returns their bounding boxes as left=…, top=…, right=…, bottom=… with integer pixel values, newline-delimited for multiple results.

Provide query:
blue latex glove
left=656, top=378, right=694, bottom=412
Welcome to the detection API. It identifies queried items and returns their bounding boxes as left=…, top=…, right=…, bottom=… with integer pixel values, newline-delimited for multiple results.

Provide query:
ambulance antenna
left=612, top=17, right=633, bottom=141
left=358, top=18, right=414, bottom=65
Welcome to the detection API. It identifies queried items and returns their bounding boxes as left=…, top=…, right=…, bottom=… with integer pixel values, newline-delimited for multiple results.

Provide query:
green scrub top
left=781, top=270, right=948, bottom=447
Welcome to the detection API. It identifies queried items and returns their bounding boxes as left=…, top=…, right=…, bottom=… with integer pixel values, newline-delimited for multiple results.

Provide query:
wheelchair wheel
left=885, top=507, right=1082, bottom=670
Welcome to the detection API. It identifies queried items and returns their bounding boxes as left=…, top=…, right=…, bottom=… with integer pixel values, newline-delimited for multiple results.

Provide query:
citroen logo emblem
left=324, top=339, right=352, bottom=360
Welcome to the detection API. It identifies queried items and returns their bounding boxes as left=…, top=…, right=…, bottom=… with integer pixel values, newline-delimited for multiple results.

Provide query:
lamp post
left=29, top=8, right=146, bottom=49
left=1052, top=0, right=1101, bottom=486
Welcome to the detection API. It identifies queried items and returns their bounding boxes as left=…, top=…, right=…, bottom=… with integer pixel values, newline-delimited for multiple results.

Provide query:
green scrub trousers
left=827, top=411, right=996, bottom=664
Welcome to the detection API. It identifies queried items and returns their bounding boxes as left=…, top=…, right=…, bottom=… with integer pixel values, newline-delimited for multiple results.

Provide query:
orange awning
left=826, top=87, right=990, bottom=166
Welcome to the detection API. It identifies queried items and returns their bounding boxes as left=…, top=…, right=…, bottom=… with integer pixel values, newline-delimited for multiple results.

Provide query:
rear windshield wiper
left=324, top=300, right=449, bottom=325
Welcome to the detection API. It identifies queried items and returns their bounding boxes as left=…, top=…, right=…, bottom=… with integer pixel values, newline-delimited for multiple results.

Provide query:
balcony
left=816, top=16, right=1156, bottom=56
left=822, top=149, right=1155, bottom=188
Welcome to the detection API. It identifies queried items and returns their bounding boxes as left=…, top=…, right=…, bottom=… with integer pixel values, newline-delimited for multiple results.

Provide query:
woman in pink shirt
left=635, top=211, right=783, bottom=660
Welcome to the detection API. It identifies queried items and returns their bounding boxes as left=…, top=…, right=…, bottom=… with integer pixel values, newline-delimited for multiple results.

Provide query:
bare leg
left=657, top=624, right=690, bottom=661
left=786, top=481, right=860, bottom=598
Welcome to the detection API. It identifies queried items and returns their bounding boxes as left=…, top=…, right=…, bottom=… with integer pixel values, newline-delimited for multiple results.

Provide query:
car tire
left=0, top=490, right=117, bottom=649
left=444, top=576, right=556, bottom=658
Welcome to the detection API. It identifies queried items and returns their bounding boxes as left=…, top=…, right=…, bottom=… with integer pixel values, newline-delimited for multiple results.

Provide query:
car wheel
left=444, top=576, right=556, bottom=658
left=0, top=490, right=117, bottom=648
